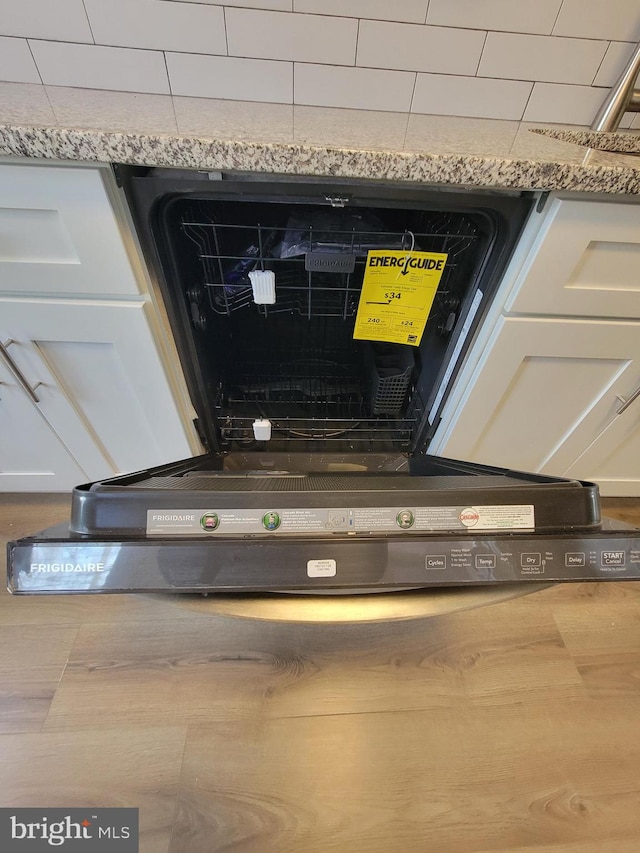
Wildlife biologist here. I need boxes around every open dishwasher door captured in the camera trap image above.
[7,453,640,594]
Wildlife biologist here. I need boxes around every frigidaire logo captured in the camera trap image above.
[30,563,105,573]
[1,808,138,851]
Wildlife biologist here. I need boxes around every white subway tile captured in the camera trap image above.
[404,114,520,156]
[0,36,40,83]
[174,97,293,141]
[357,20,485,76]
[523,82,610,125]
[83,0,226,55]
[294,1,428,24]
[0,0,92,42]
[593,41,636,87]
[412,74,532,120]
[554,0,640,42]
[0,81,55,124]
[428,0,562,35]
[45,86,178,134]
[293,104,409,150]
[479,32,608,85]
[226,8,357,65]
[29,41,170,94]
[166,53,293,103]
[172,0,291,9]
[294,63,415,112]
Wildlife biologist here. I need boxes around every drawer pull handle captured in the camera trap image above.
[616,384,640,416]
[0,339,42,404]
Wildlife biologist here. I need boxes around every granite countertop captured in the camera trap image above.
[1,82,640,194]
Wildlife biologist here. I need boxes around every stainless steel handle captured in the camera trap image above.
[616,384,640,416]
[0,339,42,404]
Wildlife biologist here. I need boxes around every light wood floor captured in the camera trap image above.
[2,494,640,853]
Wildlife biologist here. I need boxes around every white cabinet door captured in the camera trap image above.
[0,297,194,487]
[506,197,640,319]
[0,163,141,296]
[0,357,88,491]
[434,316,640,494]
[562,400,640,496]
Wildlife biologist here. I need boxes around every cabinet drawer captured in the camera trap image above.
[0,163,140,297]
[506,197,640,319]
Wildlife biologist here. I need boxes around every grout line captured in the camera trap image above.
[475,30,489,77]
[354,18,360,67]
[519,81,536,122]
[424,0,430,25]
[80,0,96,44]
[222,5,229,56]
[551,0,566,36]
[590,40,611,86]
[26,39,45,86]
[407,71,418,115]
[163,51,174,100]
[291,61,296,106]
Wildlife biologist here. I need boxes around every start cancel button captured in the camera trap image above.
[601,551,626,567]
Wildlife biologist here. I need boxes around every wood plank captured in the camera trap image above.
[0,624,78,734]
[574,651,640,697]
[0,727,187,853]
[173,699,640,853]
[43,594,582,731]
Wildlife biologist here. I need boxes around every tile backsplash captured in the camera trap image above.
[2,0,640,127]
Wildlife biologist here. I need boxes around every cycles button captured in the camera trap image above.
[425,555,447,570]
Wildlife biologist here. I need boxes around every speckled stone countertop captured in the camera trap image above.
[1,82,640,194]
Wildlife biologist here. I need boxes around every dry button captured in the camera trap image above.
[396,510,415,529]
[263,512,281,531]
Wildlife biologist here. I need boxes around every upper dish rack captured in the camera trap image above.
[181,209,480,320]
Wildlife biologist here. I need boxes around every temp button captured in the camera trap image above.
[475,555,496,569]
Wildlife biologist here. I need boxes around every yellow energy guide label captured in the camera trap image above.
[353,250,448,346]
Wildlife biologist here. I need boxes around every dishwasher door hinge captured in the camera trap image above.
[111,162,124,188]
[536,191,550,214]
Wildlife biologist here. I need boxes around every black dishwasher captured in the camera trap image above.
[7,169,640,594]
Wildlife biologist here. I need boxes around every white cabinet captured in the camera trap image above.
[433,194,640,496]
[0,356,88,491]
[505,198,640,319]
[434,316,640,492]
[0,163,141,296]
[0,297,195,486]
[0,160,199,491]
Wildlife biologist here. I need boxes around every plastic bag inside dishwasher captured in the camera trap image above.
[273,211,409,259]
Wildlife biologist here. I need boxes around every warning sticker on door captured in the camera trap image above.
[353,250,448,346]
